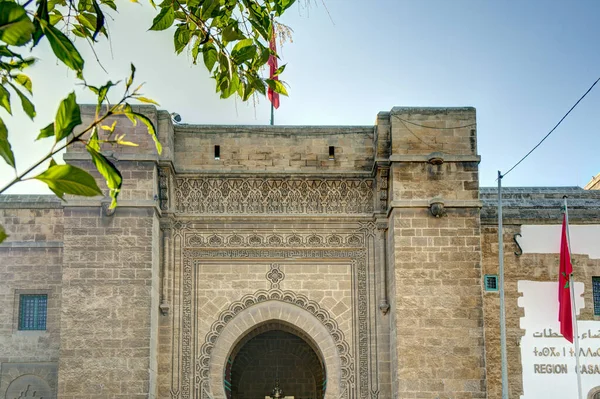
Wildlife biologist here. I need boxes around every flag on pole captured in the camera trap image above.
[558,213,574,343]
[268,26,280,110]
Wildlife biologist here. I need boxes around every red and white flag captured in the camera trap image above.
[268,28,280,109]
[558,214,574,343]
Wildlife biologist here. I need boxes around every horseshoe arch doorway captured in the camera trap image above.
[224,321,326,399]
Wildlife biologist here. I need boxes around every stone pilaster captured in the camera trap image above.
[57,105,172,398]
[386,107,486,398]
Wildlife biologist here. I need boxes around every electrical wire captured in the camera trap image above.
[394,115,477,130]
[501,76,600,179]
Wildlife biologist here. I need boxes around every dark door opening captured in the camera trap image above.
[226,323,326,399]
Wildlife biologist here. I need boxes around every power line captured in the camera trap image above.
[394,116,477,130]
[502,76,600,178]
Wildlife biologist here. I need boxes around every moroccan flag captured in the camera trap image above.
[268,28,280,109]
[558,214,574,343]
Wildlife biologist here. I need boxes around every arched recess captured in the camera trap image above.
[204,297,347,399]
[229,322,326,399]
[588,386,600,399]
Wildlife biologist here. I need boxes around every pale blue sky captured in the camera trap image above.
[1,0,599,193]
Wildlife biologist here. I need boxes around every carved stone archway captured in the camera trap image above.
[201,296,350,399]
[588,386,600,399]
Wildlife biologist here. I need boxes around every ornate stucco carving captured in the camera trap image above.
[174,177,374,215]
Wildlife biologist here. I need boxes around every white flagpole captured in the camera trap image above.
[498,171,509,399]
[564,195,583,399]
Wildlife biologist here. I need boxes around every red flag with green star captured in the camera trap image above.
[558,213,573,343]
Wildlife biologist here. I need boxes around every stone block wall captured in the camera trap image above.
[390,208,485,398]
[481,224,600,399]
[389,107,477,156]
[385,106,486,398]
[55,105,163,398]
[173,125,374,172]
[0,198,63,398]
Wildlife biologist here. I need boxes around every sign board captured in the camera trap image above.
[519,281,600,398]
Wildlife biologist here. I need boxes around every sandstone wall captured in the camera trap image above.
[53,105,163,399]
[173,125,374,173]
[386,107,486,399]
[0,197,63,398]
[480,187,600,399]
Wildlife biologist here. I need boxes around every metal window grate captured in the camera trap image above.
[593,277,600,316]
[484,275,499,292]
[19,294,47,331]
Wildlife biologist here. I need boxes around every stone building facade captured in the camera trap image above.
[1,105,599,399]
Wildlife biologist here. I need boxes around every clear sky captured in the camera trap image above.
[2,0,599,194]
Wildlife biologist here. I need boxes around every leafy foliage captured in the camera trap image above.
[0,0,297,243]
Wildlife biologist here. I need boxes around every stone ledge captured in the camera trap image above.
[62,199,158,208]
[389,154,481,163]
[0,241,63,248]
[390,106,476,115]
[173,169,375,176]
[63,152,159,162]
[174,125,375,136]
[389,199,482,208]
[0,195,62,208]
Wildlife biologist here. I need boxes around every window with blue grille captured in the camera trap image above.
[593,277,600,316]
[484,275,499,292]
[18,294,47,331]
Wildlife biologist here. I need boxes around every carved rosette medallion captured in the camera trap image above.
[266,264,285,289]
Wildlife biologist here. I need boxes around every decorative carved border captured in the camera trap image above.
[176,246,369,399]
[197,289,353,399]
[174,177,374,215]
[183,232,364,248]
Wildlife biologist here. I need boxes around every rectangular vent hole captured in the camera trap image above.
[484,275,498,292]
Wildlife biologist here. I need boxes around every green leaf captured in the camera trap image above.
[13,73,32,94]
[49,10,63,26]
[0,116,15,167]
[36,122,54,140]
[91,0,105,41]
[0,85,11,114]
[8,82,35,119]
[220,72,239,99]
[274,64,286,77]
[126,63,136,89]
[0,45,24,59]
[200,0,219,20]
[131,111,162,154]
[86,145,122,208]
[32,0,49,46]
[0,2,35,46]
[136,96,159,105]
[0,224,8,244]
[265,78,288,96]
[42,22,84,74]
[274,0,296,16]
[249,75,266,95]
[174,24,191,54]
[231,38,256,64]
[149,6,174,31]
[202,43,218,72]
[97,80,117,104]
[222,24,244,44]
[35,163,102,200]
[101,0,117,11]
[54,92,81,142]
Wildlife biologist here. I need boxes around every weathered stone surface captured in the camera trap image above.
[3,104,599,399]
